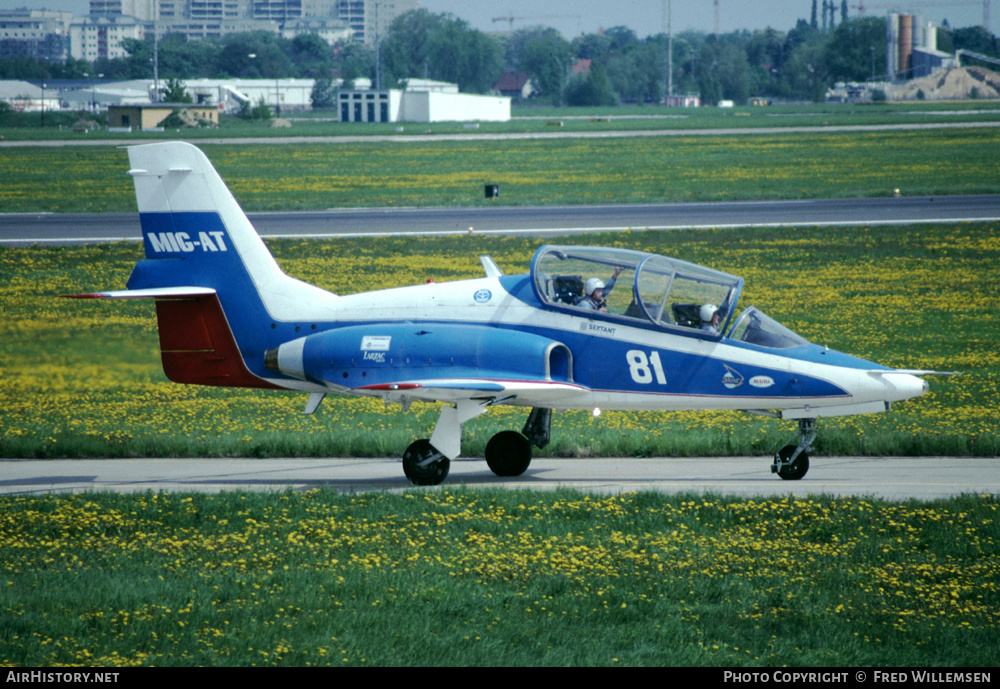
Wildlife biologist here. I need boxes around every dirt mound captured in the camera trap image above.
[895,66,1000,100]
[73,117,99,132]
[159,108,214,128]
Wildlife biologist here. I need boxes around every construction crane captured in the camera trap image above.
[851,0,990,30]
[491,14,582,32]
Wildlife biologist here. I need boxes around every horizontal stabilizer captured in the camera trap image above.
[65,287,217,300]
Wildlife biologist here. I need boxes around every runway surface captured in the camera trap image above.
[1,119,996,149]
[3,195,1000,246]
[2,457,997,501]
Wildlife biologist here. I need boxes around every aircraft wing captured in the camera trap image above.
[353,378,591,407]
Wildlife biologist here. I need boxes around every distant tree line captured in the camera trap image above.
[1,9,997,106]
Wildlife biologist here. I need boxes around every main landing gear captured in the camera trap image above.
[772,418,816,481]
[402,439,450,486]
[402,406,552,486]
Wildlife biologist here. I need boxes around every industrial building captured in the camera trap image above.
[55,78,324,113]
[107,102,219,129]
[886,13,958,80]
[338,80,511,123]
[5,75,509,124]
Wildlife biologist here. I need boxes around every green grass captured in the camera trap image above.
[2,100,1000,142]
[1,489,996,666]
[2,224,998,460]
[1,125,999,213]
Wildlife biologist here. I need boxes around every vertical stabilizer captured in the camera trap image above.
[125,141,335,318]
[121,142,337,387]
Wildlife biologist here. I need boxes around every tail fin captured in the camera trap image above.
[114,142,336,388]
[125,141,334,312]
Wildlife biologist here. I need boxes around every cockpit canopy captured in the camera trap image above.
[531,245,744,337]
[529,245,812,349]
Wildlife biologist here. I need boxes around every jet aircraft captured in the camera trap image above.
[72,142,941,485]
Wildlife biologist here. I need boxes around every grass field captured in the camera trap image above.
[2,100,1000,142]
[2,224,997,461]
[1,489,997,666]
[1,120,999,213]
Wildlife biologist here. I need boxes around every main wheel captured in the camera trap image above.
[775,444,809,481]
[402,439,450,486]
[485,430,532,477]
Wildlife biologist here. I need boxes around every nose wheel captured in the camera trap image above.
[772,418,815,481]
[773,444,810,480]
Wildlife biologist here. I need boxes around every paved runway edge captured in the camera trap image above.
[2,457,997,500]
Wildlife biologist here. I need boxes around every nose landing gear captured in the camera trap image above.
[772,418,816,481]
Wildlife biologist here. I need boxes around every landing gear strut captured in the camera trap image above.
[402,399,487,486]
[521,407,552,449]
[772,418,816,481]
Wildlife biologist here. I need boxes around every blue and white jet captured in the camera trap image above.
[73,142,941,485]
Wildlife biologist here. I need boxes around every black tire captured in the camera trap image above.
[485,430,532,477]
[776,444,809,481]
[402,439,450,486]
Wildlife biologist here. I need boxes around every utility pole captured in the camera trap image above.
[374,1,381,90]
[665,0,673,98]
[152,0,159,102]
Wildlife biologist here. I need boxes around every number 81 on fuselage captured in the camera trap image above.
[627,350,667,385]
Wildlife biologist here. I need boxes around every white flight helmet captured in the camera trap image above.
[700,303,719,322]
[584,278,605,296]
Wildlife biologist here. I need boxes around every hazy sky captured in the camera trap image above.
[7,0,991,37]
[420,0,989,37]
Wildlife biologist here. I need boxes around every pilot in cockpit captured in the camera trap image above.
[577,266,623,312]
[700,303,721,333]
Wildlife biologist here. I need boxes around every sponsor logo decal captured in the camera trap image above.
[474,289,492,303]
[582,322,616,336]
[147,231,227,253]
[361,336,391,351]
[722,364,744,389]
[749,375,775,388]
[361,336,391,363]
